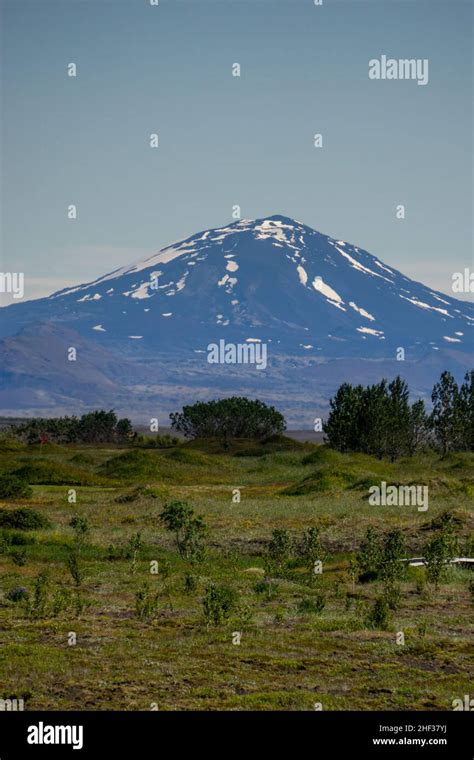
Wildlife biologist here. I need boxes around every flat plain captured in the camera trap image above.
[0,436,472,711]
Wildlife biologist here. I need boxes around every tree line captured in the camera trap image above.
[324,370,473,460]
[12,410,133,445]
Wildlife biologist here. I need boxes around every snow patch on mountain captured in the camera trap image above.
[399,294,452,316]
[131,283,152,300]
[297,265,308,286]
[349,301,375,321]
[333,244,393,283]
[312,276,344,309]
[357,326,385,337]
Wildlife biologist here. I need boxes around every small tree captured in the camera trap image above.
[384,377,411,462]
[67,550,84,587]
[202,583,237,626]
[116,417,134,441]
[159,559,174,610]
[380,529,406,609]
[127,532,143,575]
[323,383,364,452]
[380,529,406,584]
[66,515,90,587]
[356,526,382,582]
[159,500,194,555]
[424,524,458,589]
[28,571,50,619]
[299,527,324,581]
[268,529,293,574]
[459,370,474,451]
[360,380,390,459]
[135,582,160,620]
[408,399,430,455]
[159,501,207,562]
[70,515,90,542]
[430,371,463,455]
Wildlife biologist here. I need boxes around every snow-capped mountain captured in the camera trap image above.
[2,215,472,358]
[0,215,472,421]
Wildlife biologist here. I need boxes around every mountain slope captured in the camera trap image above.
[1,215,472,358]
[0,215,472,421]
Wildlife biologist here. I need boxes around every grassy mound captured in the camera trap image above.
[100,450,164,480]
[301,446,340,465]
[0,437,27,452]
[185,435,312,457]
[14,459,105,486]
[100,447,231,484]
[69,452,97,466]
[283,469,358,495]
[161,448,215,466]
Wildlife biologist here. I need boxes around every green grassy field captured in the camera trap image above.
[0,436,472,711]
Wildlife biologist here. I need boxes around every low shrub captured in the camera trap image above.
[296,594,325,615]
[366,597,391,630]
[6,586,29,603]
[0,508,50,530]
[0,473,32,499]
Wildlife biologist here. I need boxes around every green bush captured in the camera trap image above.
[468,578,474,605]
[0,508,49,530]
[296,594,325,615]
[0,473,32,499]
[10,547,27,565]
[6,586,29,603]
[0,529,35,545]
[183,572,198,594]
[366,597,390,630]
[253,579,278,598]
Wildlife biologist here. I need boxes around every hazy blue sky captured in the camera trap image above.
[1,0,472,303]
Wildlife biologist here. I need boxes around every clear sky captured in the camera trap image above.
[1,0,472,304]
